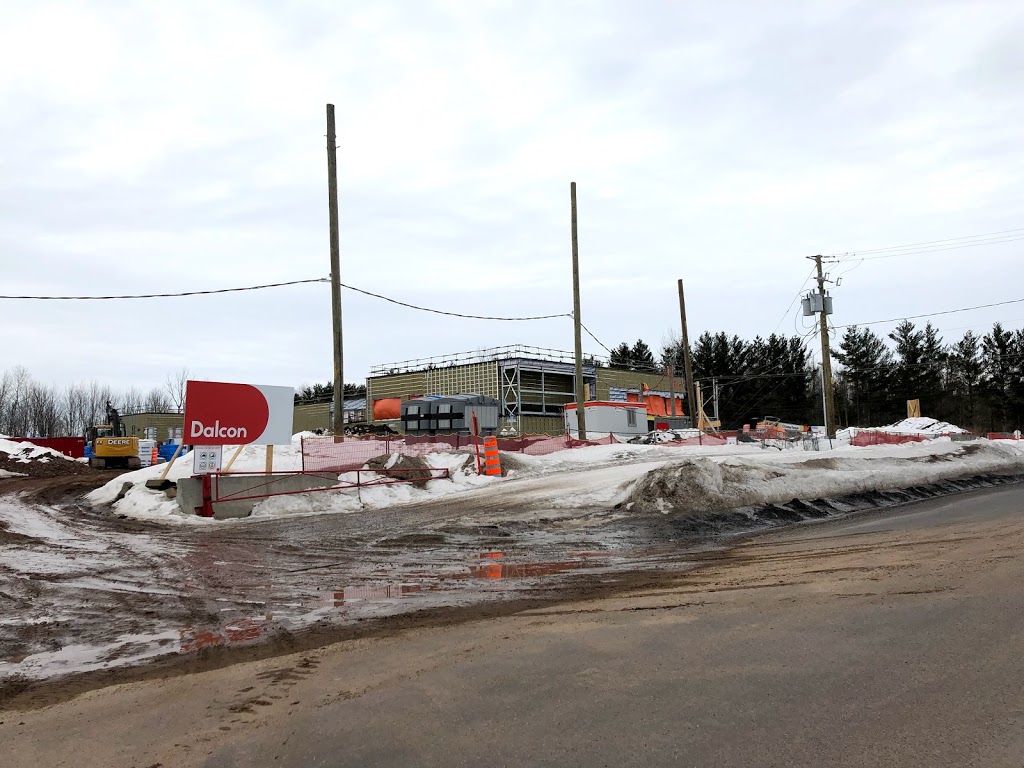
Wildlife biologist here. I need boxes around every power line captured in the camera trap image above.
[853,235,1024,261]
[341,282,570,322]
[772,266,817,336]
[0,277,571,322]
[845,226,1024,256]
[819,227,1024,264]
[835,296,1024,330]
[578,321,612,354]
[0,278,326,300]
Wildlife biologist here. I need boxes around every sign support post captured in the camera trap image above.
[222,445,244,474]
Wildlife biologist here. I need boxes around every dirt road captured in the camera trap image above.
[4,484,1023,767]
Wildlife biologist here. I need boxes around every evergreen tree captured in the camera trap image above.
[629,339,657,372]
[948,331,983,428]
[660,339,688,376]
[981,323,1020,431]
[691,332,752,427]
[919,322,946,415]
[832,326,895,426]
[889,320,925,407]
[609,342,633,370]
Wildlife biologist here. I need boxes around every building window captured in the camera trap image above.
[626,409,637,427]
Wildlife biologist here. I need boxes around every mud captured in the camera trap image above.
[363,453,442,487]
[1,467,1022,714]
[0,452,93,479]
[0,471,123,503]
[0,566,682,712]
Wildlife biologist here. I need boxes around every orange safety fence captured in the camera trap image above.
[302,430,741,473]
[987,432,1021,441]
[301,434,580,473]
[849,431,931,447]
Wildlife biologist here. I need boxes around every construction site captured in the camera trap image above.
[4,1,1024,764]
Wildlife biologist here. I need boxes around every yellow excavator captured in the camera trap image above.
[86,402,141,470]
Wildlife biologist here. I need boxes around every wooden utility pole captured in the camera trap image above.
[668,361,677,417]
[811,254,837,436]
[326,104,344,441]
[676,280,696,424]
[570,182,587,440]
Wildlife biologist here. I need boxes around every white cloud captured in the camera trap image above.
[2,0,1023,392]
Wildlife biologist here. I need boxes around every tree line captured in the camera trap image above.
[608,320,1024,433]
[0,367,370,437]
[0,367,189,438]
[294,382,367,404]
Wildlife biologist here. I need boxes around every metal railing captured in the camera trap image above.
[369,344,608,376]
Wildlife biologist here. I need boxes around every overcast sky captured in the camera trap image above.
[3,0,1023,391]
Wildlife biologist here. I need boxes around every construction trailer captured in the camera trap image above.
[564,401,648,440]
[367,345,688,436]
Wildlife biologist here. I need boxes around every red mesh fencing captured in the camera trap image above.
[300,434,578,472]
[987,432,1021,441]
[301,431,741,473]
[849,431,931,447]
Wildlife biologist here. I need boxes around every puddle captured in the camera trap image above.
[0,524,694,682]
[179,617,274,653]
[466,551,606,580]
[324,583,425,607]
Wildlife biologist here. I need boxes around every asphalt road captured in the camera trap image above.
[5,484,1024,767]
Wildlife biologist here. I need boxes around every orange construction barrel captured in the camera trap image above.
[483,436,502,476]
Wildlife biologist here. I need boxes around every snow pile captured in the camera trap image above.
[86,435,309,521]
[623,441,1023,517]
[0,437,73,463]
[628,429,703,444]
[877,417,968,435]
[85,434,501,522]
[0,437,89,478]
[86,434,1024,525]
[249,452,497,519]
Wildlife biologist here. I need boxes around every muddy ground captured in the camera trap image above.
[4,482,1023,767]
[0,452,95,479]
[1,467,1022,712]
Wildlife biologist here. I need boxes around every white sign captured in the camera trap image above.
[192,445,223,475]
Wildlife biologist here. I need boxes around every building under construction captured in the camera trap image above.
[366,345,689,436]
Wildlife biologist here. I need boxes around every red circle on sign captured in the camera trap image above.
[184,382,270,443]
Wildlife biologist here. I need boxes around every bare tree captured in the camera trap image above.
[2,366,33,436]
[64,383,88,436]
[121,387,145,415]
[85,380,114,429]
[164,367,190,413]
[0,370,12,435]
[144,387,173,413]
[27,382,61,436]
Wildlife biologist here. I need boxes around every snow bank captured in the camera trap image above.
[86,433,1024,526]
[249,452,498,519]
[623,441,1024,516]
[85,435,309,523]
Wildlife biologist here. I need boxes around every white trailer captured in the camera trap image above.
[564,401,648,440]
